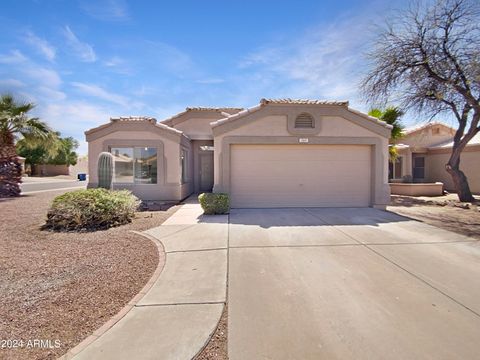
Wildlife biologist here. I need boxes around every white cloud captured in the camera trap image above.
[38,100,112,155]
[238,16,373,107]
[71,82,129,106]
[36,86,67,101]
[196,78,225,84]
[24,31,56,62]
[0,79,26,88]
[22,66,62,88]
[0,50,28,64]
[104,56,123,67]
[80,0,129,21]
[63,26,97,62]
[143,41,195,74]
[103,56,133,75]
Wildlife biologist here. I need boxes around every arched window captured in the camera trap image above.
[294,113,315,128]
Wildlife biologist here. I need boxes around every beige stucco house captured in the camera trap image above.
[392,122,480,193]
[85,99,392,208]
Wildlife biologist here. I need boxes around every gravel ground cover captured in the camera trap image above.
[388,194,480,240]
[195,304,228,360]
[0,189,178,360]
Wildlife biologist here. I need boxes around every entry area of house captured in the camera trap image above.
[192,140,214,193]
[229,144,372,208]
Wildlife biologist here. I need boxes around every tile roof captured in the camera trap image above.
[260,98,349,106]
[429,132,480,148]
[211,98,391,130]
[85,115,185,136]
[404,121,455,135]
[110,116,157,123]
[185,107,243,112]
[161,107,244,125]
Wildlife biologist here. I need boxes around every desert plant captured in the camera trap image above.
[198,193,230,215]
[44,188,139,231]
[16,132,78,174]
[0,94,53,197]
[361,0,480,202]
[368,107,405,161]
[98,152,114,189]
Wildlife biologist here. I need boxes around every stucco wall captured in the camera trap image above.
[34,164,70,176]
[400,125,455,148]
[69,156,88,177]
[213,109,391,207]
[426,149,480,193]
[172,117,216,140]
[88,130,190,200]
[214,114,389,184]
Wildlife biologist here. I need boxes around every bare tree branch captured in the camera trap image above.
[361,0,480,201]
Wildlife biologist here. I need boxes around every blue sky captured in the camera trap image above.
[0,0,422,154]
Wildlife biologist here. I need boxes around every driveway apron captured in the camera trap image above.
[228,208,480,360]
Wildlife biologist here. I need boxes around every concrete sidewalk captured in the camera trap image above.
[72,197,228,360]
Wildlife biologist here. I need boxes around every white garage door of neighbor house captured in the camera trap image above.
[230,144,372,208]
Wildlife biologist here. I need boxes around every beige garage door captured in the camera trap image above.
[230,144,372,208]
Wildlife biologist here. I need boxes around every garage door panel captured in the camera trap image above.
[230,144,371,208]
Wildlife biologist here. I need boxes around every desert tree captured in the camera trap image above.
[0,94,52,197]
[362,0,480,202]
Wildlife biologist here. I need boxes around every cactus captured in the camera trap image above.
[97,152,114,190]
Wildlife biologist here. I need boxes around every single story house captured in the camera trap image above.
[391,122,480,194]
[85,99,392,208]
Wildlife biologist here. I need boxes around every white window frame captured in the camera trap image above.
[180,149,188,184]
[110,146,158,185]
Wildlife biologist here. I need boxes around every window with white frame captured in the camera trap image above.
[110,147,157,184]
[180,149,188,183]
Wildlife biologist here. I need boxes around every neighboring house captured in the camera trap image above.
[85,99,392,208]
[392,122,480,193]
[69,156,88,177]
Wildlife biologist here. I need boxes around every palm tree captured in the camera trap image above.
[368,106,405,160]
[0,94,52,197]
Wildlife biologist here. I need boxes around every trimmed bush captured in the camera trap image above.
[198,193,230,215]
[44,188,140,231]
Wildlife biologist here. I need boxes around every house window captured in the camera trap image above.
[111,147,157,184]
[180,149,188,183]
[294,113,315,128]
[413,156,425,179]
[389,157,403,179]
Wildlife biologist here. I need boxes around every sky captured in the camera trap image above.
[0,0,427,155]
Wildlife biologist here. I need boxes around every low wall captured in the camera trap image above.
[390,182,444,196]
[33,164,70,176]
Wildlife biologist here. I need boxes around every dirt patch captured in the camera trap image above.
[195,304,228,360]
[0,190,178,360]
[388,195,480,240]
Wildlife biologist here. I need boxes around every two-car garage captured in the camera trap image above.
[230,144,372,208]
[211,99,392,209]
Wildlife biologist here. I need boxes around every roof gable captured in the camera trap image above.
[210,98,392,138]
[161,107,243,128]
[85,116,186,143]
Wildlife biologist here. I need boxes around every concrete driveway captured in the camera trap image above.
[228,208,480,360]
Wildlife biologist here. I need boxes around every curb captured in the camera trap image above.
[58,231,167,360]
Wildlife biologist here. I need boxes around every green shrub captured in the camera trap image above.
[44,188,140,231]
[198,193,230,215]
